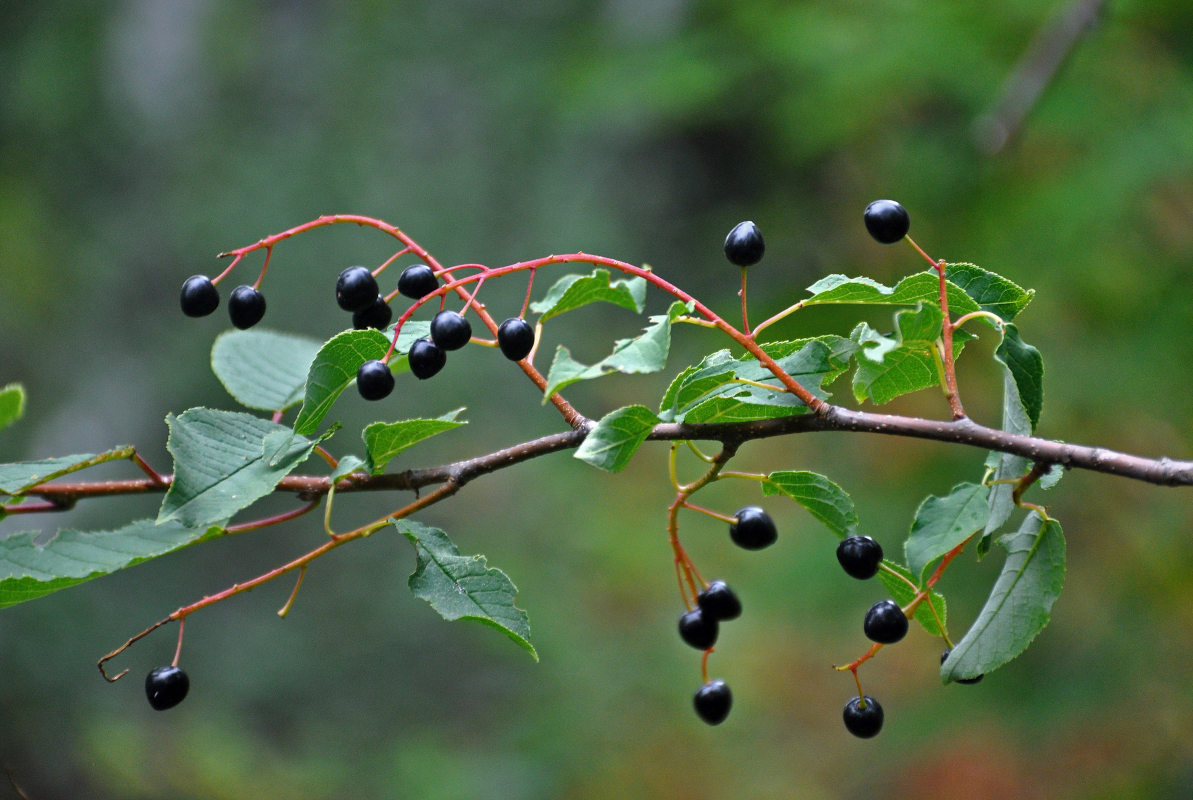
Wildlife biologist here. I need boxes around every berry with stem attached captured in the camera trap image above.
[694,680,732,725]
[863,199,910,244]
[863,599,909,644]
[697,580,742,621]
[678,608,719,650]
[941,649,984,684]
[180,275,219,317]
[408,337,446,380]
[145,665,189,711]
[352,295,393,330]
[837,535,884,580]
[497,317,535,361]
[397,264,439,299]
[335,265,379,312]
[356,360,394,401]
[842,695,884,738]
[430,310,472,351]
[228,285,266,329]
[723,221,765,267]
[729,506,778,550]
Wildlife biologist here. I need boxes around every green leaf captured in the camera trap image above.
[158,408,321,528]
[761,470,858,538]
[0,447,135,496]
[0,383,26,432]
[905,483,990,581]
[850,304,969,405]
[364,408,466,473]
[944,263,1034,322]
[802,272,980,315]
[574,405,659,472]
[877,562,947,636]
[396,519,537,661]
[211,328,324,412]
[542,301,688,400]
[983,366,1034,551]
[994,323,1044,431]
[529,268,647,322]
[330,455,367,482]
[0,519,222,609]
[292,329,393,436]
[942,513,1065,683]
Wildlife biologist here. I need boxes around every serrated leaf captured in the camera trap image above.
[575,405,659,472]
[942,513,1065,683]
[0,447,134,496]
[877,562,947,636]
[850,311,976,405]
[802,272,980,315]
[994,323,1043,431]
[0,519,222,609]
[396,519,537,661]
[542,301,688,400]
[761,470,858,538]
[944,263,1034,322]
[292,329,393,436]
[158,408,320,528]
[905,483,989,581]
[364,409,466,473]
[529,269,647,323]
[983,367,1034,552]
[0,383,25,432]
[211,328,324,412]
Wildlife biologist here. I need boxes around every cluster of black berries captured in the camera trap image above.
[180,275,267,330]
[681,505,779,726]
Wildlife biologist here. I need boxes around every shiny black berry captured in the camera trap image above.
[843,695,883,738]
[697,580,742,622]
[430,310,472,351]
[408,337,446,380]
[497,317,535,361]
[336,266,379,312]
[723,221,765,267]
[694,680,732,725]
[941,649,984,684]
[145,665,189,711]
[352,295,393,330]
[863,199,910,244]
[397,264,439,299]
[729,506,777,550]
[228,285,266,329]
[863,599,909,644]
[180,275,219,317]
[356,359,394,400]
[678,608,719,650]
[836,535,884,580]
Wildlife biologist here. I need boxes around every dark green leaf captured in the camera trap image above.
[529,268,647,322]
[0,383,25,432]
[942,513,1065,683]
[905,483,989,581]
[0,447,135,496]
[944,263,1034,322]
[761,470,858,538]
[575,405,659,472]
[994,323,1044,431]
[364,409,466,473]
[396,519,537,661]
[211,328,324,412]
[983,367,1034,552]
[877,562,948,636]
[292,329,392,436]
[802,272,980,315]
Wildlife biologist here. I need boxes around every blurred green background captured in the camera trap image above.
[3,1,1193,797]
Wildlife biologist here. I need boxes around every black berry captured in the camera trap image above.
[228,285,266,329]
[723,221,765,267]
[180,275,219,317]
[356,359,395,400]
[863,199,910,244]
[842,695,884,738]
[352,295,393,330]
[397,264,439,299]
[941,649,984,684]
[836,535,884,580]
[430,310,472,351]
[335,266,379,312]
[729,506,777,550]
[145,665,189,711]
[694,680,732,725]
[863,599,909,644]
[497,317,535,361]
[697,580,742,621]
[408,337,446,380]
[678,607,719,650]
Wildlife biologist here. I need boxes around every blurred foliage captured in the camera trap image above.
[2,1,1193,797]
